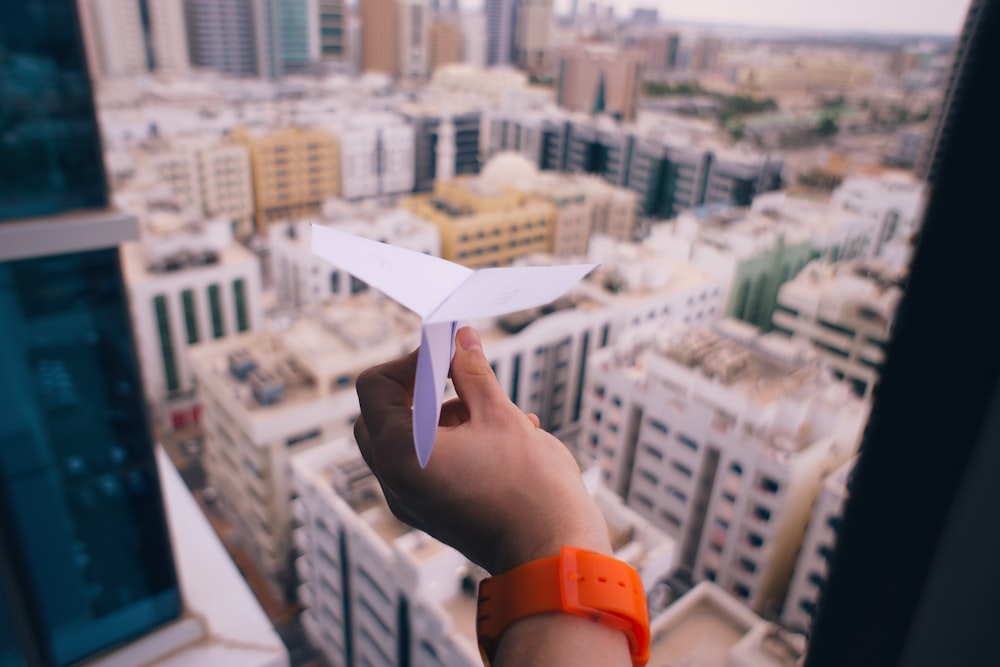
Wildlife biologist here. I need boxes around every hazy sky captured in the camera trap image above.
[460,0,971,37]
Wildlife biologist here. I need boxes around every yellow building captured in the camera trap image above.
[404,176,556,268]
[232,126,340,233]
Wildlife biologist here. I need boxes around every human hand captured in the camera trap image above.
[354,326,612,574]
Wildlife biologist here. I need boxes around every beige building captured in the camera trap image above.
[361,0,399,75]
[469,153,639,256]
[135,139,255,237]
[79,0,147,77]
[734,56,876,92]
[188,296,420,584]
[233,126,340,234]
[555,45,644,121]
[398,0,430,80]
[429,21,464,73]
[147,0,190,73]
[404,174,556,268]
[514,0,553,73]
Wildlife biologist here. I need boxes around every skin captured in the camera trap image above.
[354,325,631,666]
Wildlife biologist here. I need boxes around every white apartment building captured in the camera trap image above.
[782,457,854,634]
[137,139,255,237]
[829,174,925,258]
[773,260,904,398]
[331,113,416,199]
[269,202,441,310]
[647,581,804,667]
[189,296,420,581]
[147,0,190,73]
[399,0,431,81]
[581,320,867,616]
[120,210,263,432]
[458,12,487,68]
[476,248,721,437]
[291,439,677,667]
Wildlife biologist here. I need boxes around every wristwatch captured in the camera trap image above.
[476,546,650,667]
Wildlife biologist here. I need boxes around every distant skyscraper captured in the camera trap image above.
[256,0,315,78]
[361,0,399,75]
[147,0,190,73]
[514,0,551,72]
[398,0,430,80]
[556,45,644,121]
[79,0,148,76]
[460,9,487,67]
[187,0,259,77]
[632,7,659,26]
[485,0,517,66]
[317,0,347,61]
[429,20,464,72]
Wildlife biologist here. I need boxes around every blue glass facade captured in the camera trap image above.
[0,0,108,220]
[0,249,182,666]
[0,2,182,665]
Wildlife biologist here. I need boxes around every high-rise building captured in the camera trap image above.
[361,0,400,75]
[398,0,430,80]
[581,321,867,615]
[147,0,190,73]
[485,0,517,66]
[773,260,904,398]
[256,0,317,78]
[514,0,552,72]
[232,125,340,233]
[429,20,463,72]
[318,0,348,61]
[0,4,282,665]
[189,296,421,584]
[555,45,644,121]
[79,0,148,77]
[459,9,487,67]
[269,204,440,310]
[782,458,855,633]
[639,31,680,75]
[187,0,259,77]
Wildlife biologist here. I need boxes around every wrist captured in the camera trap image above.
[494,507,612,574]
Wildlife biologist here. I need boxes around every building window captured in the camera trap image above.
[181,289,199,344]
[643,443,664,461]
[705,569,717,582]
[747,532,764,548]
[733,583,751,599]
[638,469,659,486]
[233,279,249,332]
[671,461,693,478]
[666,486,687,503]
[730,462,743,475]
[287,429,321,448]
[154,295,179,392]
[330,271,340,293]
[676,433,698,451]
[208,284,225,338]
[753,506,772,522]
[632,493,654,510]
[649,419,669,435]
[739,558,757,574]
[808,571,826,589]
[659,511,682,528]
[760,477,780,494]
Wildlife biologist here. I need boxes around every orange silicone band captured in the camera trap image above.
[477,546,650,667]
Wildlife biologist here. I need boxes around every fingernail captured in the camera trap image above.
[458,326,482,352]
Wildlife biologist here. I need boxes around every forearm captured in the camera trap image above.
[493,612,631,667]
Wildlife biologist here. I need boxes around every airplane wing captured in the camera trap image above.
[427,264,599,323]
[311,224,473,319]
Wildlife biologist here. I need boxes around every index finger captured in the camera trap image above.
[355,348,419,441]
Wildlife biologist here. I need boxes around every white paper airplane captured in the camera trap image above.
[310,224,598,467]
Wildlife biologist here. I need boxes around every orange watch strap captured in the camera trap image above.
[477,547,650,667]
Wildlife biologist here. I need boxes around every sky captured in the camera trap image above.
[460,0,971,37]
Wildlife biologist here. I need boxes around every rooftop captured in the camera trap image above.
[779,259,906,325]
[188,295,419,419]
[648,582,763,667]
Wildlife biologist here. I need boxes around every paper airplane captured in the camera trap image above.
[310,224,598,467]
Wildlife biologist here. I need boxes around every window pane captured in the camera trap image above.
[153,295,178,393]
[181,290,199,345]
[0,248,181,666]
[0,1,107,220]
[233,279,248,332]
[208,284,225,338]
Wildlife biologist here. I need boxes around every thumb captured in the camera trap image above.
[451,326,509,415]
